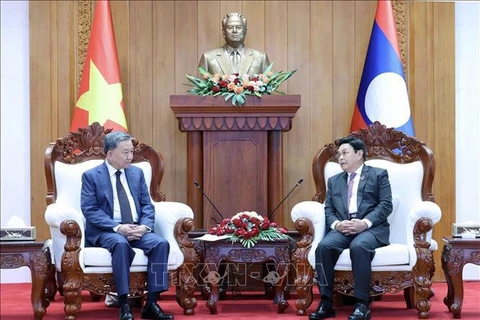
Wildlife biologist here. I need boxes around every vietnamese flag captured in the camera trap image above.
[350,0,414,136]
[70,0,128,132]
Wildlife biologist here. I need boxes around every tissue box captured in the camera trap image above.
[452,222,480,238]
[0,227,36,241]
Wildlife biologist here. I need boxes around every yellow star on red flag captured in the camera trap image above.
[76,60,126,128]
[70,0,128,133]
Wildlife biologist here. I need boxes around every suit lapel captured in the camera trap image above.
[341,172,349,214]
[240,48,255,75]
[124,167,139,212]
[98,163,114,211]
[215,47,231,75]
[356,166,370,210]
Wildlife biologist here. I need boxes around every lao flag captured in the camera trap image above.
[350,0,414,136]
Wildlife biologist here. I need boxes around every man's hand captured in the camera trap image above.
[129,225,149,240]
[117,224,148,241]
[336,219,368,236]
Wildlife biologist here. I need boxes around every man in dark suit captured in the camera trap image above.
[81,132,173,320]
[198,12,270,76]
[309,137,392,320]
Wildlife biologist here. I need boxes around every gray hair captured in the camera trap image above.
[104,132,132,154]
[222,12,247,31]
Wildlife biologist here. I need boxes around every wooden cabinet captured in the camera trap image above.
[171,95,300,229]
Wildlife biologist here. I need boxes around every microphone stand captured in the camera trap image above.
[194,181,225,224]
[267,179,304,221]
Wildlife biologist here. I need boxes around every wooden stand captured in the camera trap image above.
[171,95,300,229]
[442,236,480,319]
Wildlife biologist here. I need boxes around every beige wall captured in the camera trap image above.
[30,0,454,280]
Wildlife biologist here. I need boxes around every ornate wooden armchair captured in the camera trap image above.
[44,122,199,319]
[291,122,441,319]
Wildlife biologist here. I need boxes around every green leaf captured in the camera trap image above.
[198,66,210,76]
[223,92,235,101]
[263,63,274,74]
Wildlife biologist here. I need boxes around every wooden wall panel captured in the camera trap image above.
[152,1,176,198]
[431,3,456,277]
[30,1,54,241]
[309,1,333,198]
[332,1,356,139]
[243,1,266,53]
[285,1,311,223]
[129,1,153,143]
[30,1,455,281]
[265,1,288,91]
[174,1,197,200]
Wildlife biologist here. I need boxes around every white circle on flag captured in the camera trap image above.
[364,72,411,128]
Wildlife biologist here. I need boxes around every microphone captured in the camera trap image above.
[267,179,304,221]
[194,181,225,224]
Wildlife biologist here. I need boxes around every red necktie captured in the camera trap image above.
[347,172,357,211]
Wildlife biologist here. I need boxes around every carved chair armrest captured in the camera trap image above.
[407,201,442,249]
[45,204,86,270]
[291,201,326,247]
[59,220,84,273]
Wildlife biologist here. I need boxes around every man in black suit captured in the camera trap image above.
[309,137,392,320]
[81,132,173,320]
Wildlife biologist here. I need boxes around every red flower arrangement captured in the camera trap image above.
[208,211,290,248]
[185,63,296,106]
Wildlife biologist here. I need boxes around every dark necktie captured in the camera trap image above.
[347,172,357,212]
[231,50,240,73]
[115,170,133,224]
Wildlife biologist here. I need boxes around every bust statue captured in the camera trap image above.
[198,12,270,77]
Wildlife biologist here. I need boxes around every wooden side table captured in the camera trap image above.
[203,238,291,314]
[0,241,54,320]
[441,236,480,319]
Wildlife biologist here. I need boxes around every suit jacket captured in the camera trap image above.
[81,162,155,246]
[198,45,270,76]
[324,165,393,245]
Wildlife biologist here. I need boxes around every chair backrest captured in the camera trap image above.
[312,122,435,244]
[45,122,166,211]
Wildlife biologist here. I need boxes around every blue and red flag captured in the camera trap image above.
[350,0,414,136]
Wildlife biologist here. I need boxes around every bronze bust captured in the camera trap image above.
[198,12,270,77]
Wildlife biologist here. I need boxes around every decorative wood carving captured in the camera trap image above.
[0,242,52,319]
[45,122,166,205]
[202,240,291,314]
[441,237,480,318]
[313,122,435,203]
[76,0,93,88]
[293,122,438,318]
[393,0,408,79]
[0,254,25,267]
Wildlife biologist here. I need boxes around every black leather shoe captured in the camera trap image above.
[309,300,335,319]
[119,304,134,320]
[141,303,174,320]
[348,303,371,320]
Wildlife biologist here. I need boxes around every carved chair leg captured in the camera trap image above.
[62,278,83,320]
[294,265,314,316]
[57,271,64,296]
[404,286,414,309]
[45,264,57,301]
[176,265,198,315]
